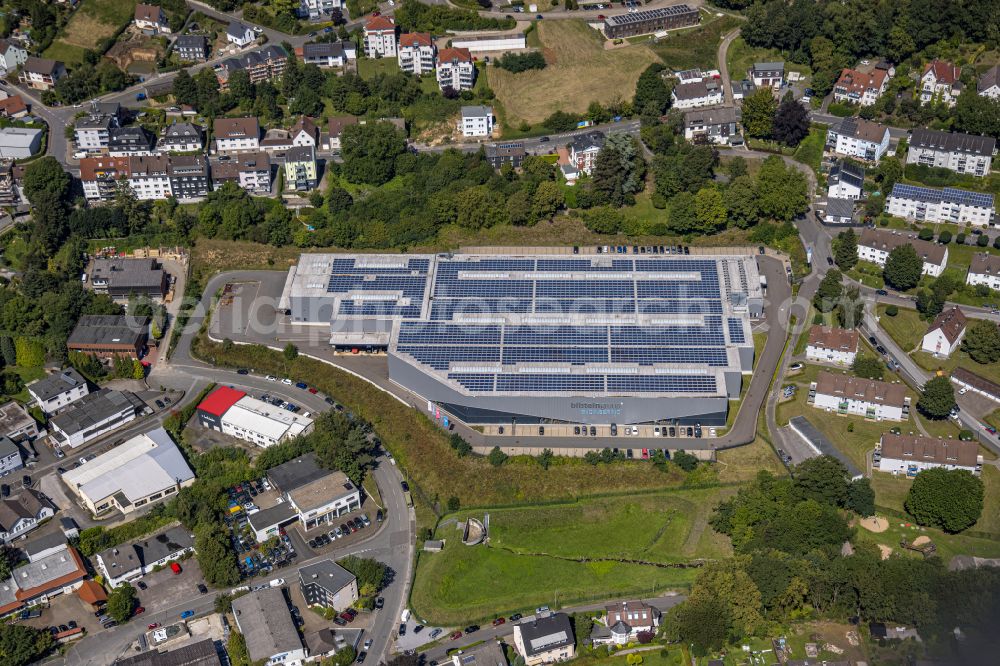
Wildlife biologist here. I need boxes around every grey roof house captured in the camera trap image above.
[513,613,576,666]
[231,588,306,664]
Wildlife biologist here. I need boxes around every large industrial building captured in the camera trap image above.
[280,251,763,427]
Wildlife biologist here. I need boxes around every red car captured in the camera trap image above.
[450,630,463,640]
[308,387,318,394]
[170,562,182,574]
[147,622,159,630]
[135,607,145,615]
[492,617,505,626]
[597,14,605,19]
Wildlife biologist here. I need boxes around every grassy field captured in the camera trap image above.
[45,0,139,64]
[876,305,923,352]
[411,488,729,623]
[847,260,886,289]
[649,13,742,71]
[489,20,660,127]
[726,37,812,86]
[792,126,827,176]
[357,57,399,80]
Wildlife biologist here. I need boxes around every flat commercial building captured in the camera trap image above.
[603,5,700,39]
[858,228,948,277]
[0,400,38,442]
[67,314,149,360]
[286,470,361,530]
[197,386,313,448]
[886,183,994,228]
[49,389,144,449]
[809,371,909,421]
[89,257,169,299]
[61,427,194,515]
[27,368,89,415]
[282,251,762,427]
[231,588,306,666]
[877,433,980,476]
[0,543,87,615]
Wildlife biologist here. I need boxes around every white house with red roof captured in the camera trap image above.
[921,60,962,106]
[364,16,397,58]
[197,386,313,448]
[921,307,967,358]
[833,67,889,106]
[398,33,436,76]
[134,4,171,34]
[436,47,475,91]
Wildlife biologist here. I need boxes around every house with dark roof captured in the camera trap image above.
[159,122,204,152]
[921,307,967,357]
[168,154,211,199]
[67,314,150,359]
[906,128,995,177]
[592,601,659,645]
[89,257,169,299]
[299,559,358,611]
[134,4,171,34]
[215,46,288,89]
[448,640,508,666]
[49,388,144,448]
[749,61,784,89]
[290,117,320,147]
[0,489,53,543]
[979,64,1000,100]
[683,106,741,145]
[227,22,256,48]
[877,433,980,476]
[231,588,305,665]
[0,39,27,76]
[174,35,209,62]
[96,525,195,587]
[810,371,910,421]
[284,145,317,190]
[827,160,865,199]
[213,117,260,153]
[967,252,1000,291]
[512,613,575,666]
[27,368,89,415]
[300,41,356,68]
[212,151,271,192]
[114,638,222,666]
[822,198,856,225]
[18,57,66,90]
[858,228,949,277]
[568,131,605,175]
[485,142,526,170]
[325,116,359,151]
[670,79,723,109]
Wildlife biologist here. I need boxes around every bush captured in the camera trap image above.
[827,102,856,117]
[917,227,934,241]
[938,230,952,244]
[956,232,966,245]
[885,304,898,316]
[977,234,989,247]
[494,51,546,73]
[994,236,1000,250]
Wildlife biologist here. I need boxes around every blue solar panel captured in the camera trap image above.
[611,348,728,366]
[607,375,717,392]
[496,374,605,392]
[727,318,746,344]
[502,347,609,365]
[448,373,495,392]
[397,323,501,345]
[398,346,499,369]
[504,326,608,346]
[639,300,723,314]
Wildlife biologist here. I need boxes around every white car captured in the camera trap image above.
[959,387,969,395]
[266,375,277,382]
[281,378,293,385]
[269,578,285,587]
[364,638,373,649]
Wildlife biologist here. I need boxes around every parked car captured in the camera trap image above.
[180,610,194,619]
[135,606,145,615]
[464,625,479,634]
[375,597,384,609]
[197,583,208,594]
[509,613,523,621]
[170,562,182,574]
[237,368,249,375]
[450,630,463,640]
[147,622,160,630]
[429,628,442,639]
[137,581,147,591]
[399,623,407,636]
[492,617,506,626]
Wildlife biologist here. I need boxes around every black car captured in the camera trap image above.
[137,581,148,591]
[237,368,249,375]
[399,623,407,636]
[464,625,480,634]
[67,621,77,629]
[334,616,348,626]
[59,625,69,633]
[198,583,208,594]
[876,289,888,296]
[376,510,383,523]
[356,652,367,663]
[826,256,834,266]
[510,613,523,621]
[57,466,66,474]
[414,624,424,634]
[21,475,30,487]
[325,397,335,405]
[375,596,384,609]
[400,480,409,492]
[868,336,878,346]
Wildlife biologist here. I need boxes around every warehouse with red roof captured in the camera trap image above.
[196,386,246,431]
[196,385,314,448]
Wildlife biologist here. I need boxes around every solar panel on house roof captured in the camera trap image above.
[889,183,994,208]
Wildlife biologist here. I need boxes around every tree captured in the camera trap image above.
[755,156,808,221]
[874,156,903,193]
[107,583,137,623]
[0,544,18,581]
[633,63,671,115]
[338,555,388,595]
[283,343,298,361]
[673,449,699,472]
[195,523,241,587]
[446,495,460,511]
[963,319,1000,364]
[833,228,858,270]
[0,624,54,666]
[772,93,810,146]
[22,156,71,205]
[813,269,843,313]
[836,285,864,329]
[846,478,876,517]
[724,176,759,228]
[487,446,508,467]
[918,375,955,419]
[340,122,407,185]
[14,338,44,367]
[172,68,198,106]
[326,646,357,666]
[538,448,554,470]
[905,468,984,533]
[794,455,849,507]
[851,354,883,380]
[938,230,952,244]
[742,89,778,138]
[694,187,727,232]
[883,244,922,291]
[669,596,730,656]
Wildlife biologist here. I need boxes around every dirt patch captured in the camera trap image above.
[911,535,931,546]
[878,544,893,560]
[859,515,889,533]
[61,14,121,50]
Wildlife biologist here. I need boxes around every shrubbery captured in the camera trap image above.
[494,51,547,73]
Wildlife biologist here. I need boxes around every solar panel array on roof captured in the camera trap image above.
[606,5,696,26]
[889,183,994,208]
[325,257,430,319]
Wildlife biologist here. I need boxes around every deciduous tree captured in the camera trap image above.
[962,320,1000,364]
[906,468,984,533]
[742,89,778,138]
[773,93,810,146]
[918,375,955,420]
[883,244,922,291]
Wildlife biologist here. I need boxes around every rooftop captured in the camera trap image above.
[888,182,994,209]
[0,543,86,613]
[813,371,907,409]
[953,366,1000,399]
[909,128,996,158]
[0,400,34,433]
[970,252,1000,276]
[672,79,720,101]
[452,640,508,666]
[113,638,222,666]
[788,416,862,478]
[267,453,329,492]
[97,525,194,575]
[828,160,865,189]
[49,388,143,437]
[247,501,296,533]
[90,258,166,290]
[516,612,574,658]
[231,588,302,662]
[858,227,949,266]
[0,489,54,534]
[807,325,859,353]
[287,471,355,513]
[830,117,889,144]
[67,314,149,349]
[27,368,87,402]
[926,307,967,344]
[299,559,356,594]
[213,117,259,140]
[223,395,313,440]
[461,105,493,119]
[683,106,740,128]
[197,386,247,417]
[880,433,979,468]
[604,5,698,27]
[825,198,856,219]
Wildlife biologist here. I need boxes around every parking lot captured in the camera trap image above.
[223,477,301,580]
[22,591,98,638]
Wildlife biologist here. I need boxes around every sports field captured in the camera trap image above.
[489,20,660,126]
[411,488,731,624]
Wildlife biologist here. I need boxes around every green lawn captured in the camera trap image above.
[357,57,399,80]
[42,41,89,67]
[876,305,923,352]
[411,488,731,624]
[792,126,826,176]
[5,366,45,404]
[650,14,742,71]
[847,260,886,289]
[725,37,812,87]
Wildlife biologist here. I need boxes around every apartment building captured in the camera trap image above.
[886,183,994,228]
[965,253,1000,291]
[906,128,995,177]
[858,227,949,277]
[398,33,436,76]
[364,16,397,58]
[826,117,891,161]
[168,154,211,199]
[127,155,172,200]
[436,48,475,91]
[810,371,909,421]
[213,117,260,153]
[459,105,493,137]
[832,67,889,106]
[805,325,859,366]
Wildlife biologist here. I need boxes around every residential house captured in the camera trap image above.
[283,145,318,191]
[80,156,130,201]
[0,437,22,476]
[877,433,980,475]
[300,41,356,68]
[810,370,910,421]
[0,128,42,159]
[26,368,89,416]
[602,6,701,39]
[290,116,320,147]
[226,22,256,48]
[325,116,359,152]
[670,79,723,109]
[159,122,204,152]
[108,126,158,157]
[18,57,66,90]
[749,62,784,89]
[134,4,170,34]
[978,64,1000,100]
[906,128,995,177]
[231,588,306,666]
[67,314,151,359]
[683,106,740,144]
[436,47,475,91]
[921,307,967,357]
[592,601,660,646]
[174,35,209,62]
[485,142,526,170]
[74,113,117,152]
[88,258,167,301]
[823,198,856,225]
[459,105,493,137]
[569,131,605,176]
[886,183,994,228]
[300,0,345,21]
[512,613,576,666]
[168,154,211,199]
[805,325,859,366]
[966,252,1000,291]
[95,525,195,587]
[858,228,949,276]
[23,534,66,563]
[0,542,87,616]
[298,559,358,611]
[827,160,865,199]
[921,59,962,106]
[48,388,144,449]
[732,79,755,101]
[216,45,288,89]
[832,68,889,106]
[127,155,172,200]
[304,629,361,664]
[212,151,271,193]
[213,117,260,153]
[826,117,891,162]
[0,401,38,442]
[0,39,27,75]
[0,95,27,119]
[449,641,508,666]
[61,427,195,515]
[364,16,397,58]
[398,32,436,76]
[0,489,55,543]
